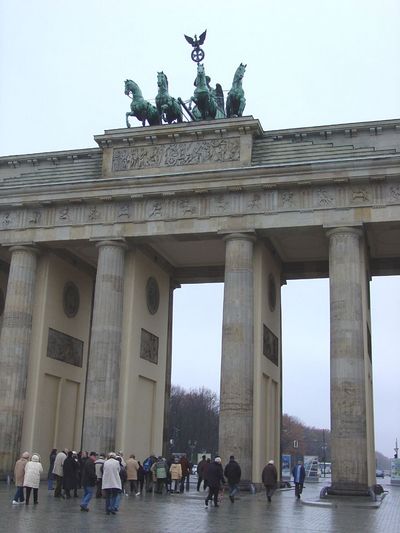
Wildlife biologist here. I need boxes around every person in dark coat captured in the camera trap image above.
[203,458,211,490]
[47,449,57,490]
[63,451,79,498]
[196,455,207,491]
[179,455,190,493]
[292,460,306,499]
[205,457,225,508]
[224,455,241,503]
[262,460,278,502]
[80,452,97,511]
[137,461,145,493]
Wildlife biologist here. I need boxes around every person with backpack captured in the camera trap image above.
[143,454,156,493]
[152,456,168,494]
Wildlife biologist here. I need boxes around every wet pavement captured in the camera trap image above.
[2,476,399,533]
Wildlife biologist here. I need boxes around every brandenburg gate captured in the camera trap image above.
[0,116,399,495]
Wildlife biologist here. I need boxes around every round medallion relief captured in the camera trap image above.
[146,277,160,315]
[63,281,80,318]
[268,273,276,312]
[0,287,5,316]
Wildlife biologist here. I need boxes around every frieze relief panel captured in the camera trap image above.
[2,180,400,234]
[112,138,241,171]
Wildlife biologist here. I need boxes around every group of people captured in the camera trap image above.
[12,449,307,513]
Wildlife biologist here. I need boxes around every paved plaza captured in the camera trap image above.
[2,476,400,533]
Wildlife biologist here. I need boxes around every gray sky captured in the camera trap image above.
[1,0,399,458]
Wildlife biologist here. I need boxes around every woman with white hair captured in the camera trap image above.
[23,454,43,505]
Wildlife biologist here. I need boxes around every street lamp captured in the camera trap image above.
[188,440,197,464]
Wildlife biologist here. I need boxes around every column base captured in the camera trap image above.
[322,485,374,498]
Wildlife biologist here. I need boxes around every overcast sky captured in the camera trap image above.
[1,0,399,458]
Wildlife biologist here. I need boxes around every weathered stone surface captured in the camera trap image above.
[82,240,126,453]
[219,233,255,480]
[0,245,38,474]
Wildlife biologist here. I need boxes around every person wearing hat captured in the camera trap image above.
[169,456,182,493]
[23,454,43,505]
[12,451,30,504]
[261,460,278,502]
[80,452,98,512]
[204,456,225,508]
[102,453,122,515]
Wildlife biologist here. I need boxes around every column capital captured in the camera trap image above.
[6,243,39,255]
[219,231,257,243]
[93,239,128,251]
[325,226,363,239]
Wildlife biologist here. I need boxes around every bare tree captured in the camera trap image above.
[167,385,219,460]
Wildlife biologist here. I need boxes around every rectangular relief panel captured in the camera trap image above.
[140,328,159,365]
[47,327,84,367]
[263,324,279,366]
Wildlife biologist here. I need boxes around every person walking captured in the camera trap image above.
[53,448,67,498]
[143,454,156,493]
[169,457,182,493]
[137,461,145,494]
[292,459,306,499]
[196,455,207,491]
[23,454,43,505]
[224,455,241,503]
[95,454,105,498]
[80,451,97,512]
[102,453,122,515]
[179,454,190,493]
[203,457,211,491]
[63,451,79,499]
[205,457,225,508]
[262,460,278,502]
[47,449,57,490]
[12,451,30,504]
[126,454,140,495]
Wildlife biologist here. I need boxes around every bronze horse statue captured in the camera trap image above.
[226,63,246,118]
[191,63,219,121]
[155,72,183,124]
[124,79,160,127]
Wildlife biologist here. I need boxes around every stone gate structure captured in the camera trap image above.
[0,116,399,494]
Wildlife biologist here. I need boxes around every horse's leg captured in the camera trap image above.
[238,97,246,117]
[126,112,131,128]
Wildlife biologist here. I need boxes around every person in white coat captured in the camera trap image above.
[23,454,43,505]
[101,453,121,515]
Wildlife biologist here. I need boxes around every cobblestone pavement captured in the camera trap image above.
[2,477,399,533]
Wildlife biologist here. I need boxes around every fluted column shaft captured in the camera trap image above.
[0,245,38,476]
[219,233,255,480]
[83,241,126,453]
[327,227,368,493]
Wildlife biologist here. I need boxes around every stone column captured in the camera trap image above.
[327,227,369,494]
[219,233,255,481]
[0,245,38,477]
[82,240,126,453]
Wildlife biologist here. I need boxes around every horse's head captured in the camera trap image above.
[157,71,168,89]
[124,79,142,98]
[194,63,207,88]
[234,63,247,82]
